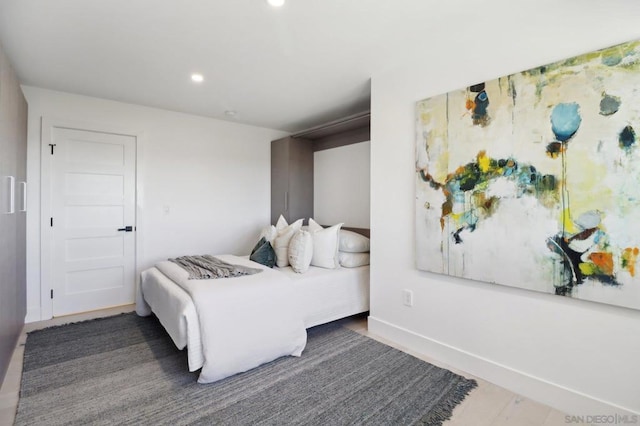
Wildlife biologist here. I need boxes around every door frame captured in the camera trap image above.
[40,117,145,320]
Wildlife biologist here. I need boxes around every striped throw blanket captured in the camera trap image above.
[169,255,262,280]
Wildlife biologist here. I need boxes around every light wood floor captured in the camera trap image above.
[1,306,570,426]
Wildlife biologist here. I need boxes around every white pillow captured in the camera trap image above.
[288,230,313,273]
[275,214,289,232]
[308,218,324,232]
[339,230,370,253]
[259,225,277,245]
[273,216,303,267]
[339,251,370,268]
[308,218,343,269]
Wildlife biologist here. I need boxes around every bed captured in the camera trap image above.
[136,253,369,383]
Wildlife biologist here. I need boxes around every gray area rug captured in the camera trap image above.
[16,313,476,425]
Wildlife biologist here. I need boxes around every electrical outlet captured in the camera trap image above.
[402,289,413,307]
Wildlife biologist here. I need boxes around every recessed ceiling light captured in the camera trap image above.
[266,0,285,7]
[191,73,204,83]
[225,110,237,117]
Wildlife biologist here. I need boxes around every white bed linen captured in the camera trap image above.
[137,267,204,371]
[277,264,370,328]
[137,259,369,379]
[145,255,307,383]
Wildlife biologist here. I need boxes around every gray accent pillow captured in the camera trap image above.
[250,237,276,268]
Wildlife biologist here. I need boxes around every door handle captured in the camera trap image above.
[117,226,133,232]
[20,181,27,212]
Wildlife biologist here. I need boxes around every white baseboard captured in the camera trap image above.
[368,316,638,416]
[25,306,41,323]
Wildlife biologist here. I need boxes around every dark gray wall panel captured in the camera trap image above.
[0,42,28,387]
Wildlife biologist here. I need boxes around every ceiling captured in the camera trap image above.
[0,0,639,132]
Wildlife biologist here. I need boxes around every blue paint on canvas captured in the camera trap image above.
[551,103,582,142]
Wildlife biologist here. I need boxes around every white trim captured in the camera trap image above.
[135,131,146,303]
[367,315,639,416]
[39,117,144,320]
[40,117,53,320]
[25,306,41,323]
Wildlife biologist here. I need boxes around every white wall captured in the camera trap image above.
[23,86,287,322]
[369,19,640,418]
[314,141,370,228]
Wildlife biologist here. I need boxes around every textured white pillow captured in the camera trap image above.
[308,218,343,269]
[274,228,295,268]
[339,251,370,268]
[339,230,370,253]
[275,214,290,232]
[273,217,303,267]
[288,230,313,273]
[259,225,277,245]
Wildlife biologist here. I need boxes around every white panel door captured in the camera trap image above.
[50,127,136,316]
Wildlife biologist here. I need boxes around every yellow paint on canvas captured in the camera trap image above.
[417,96,450,184]
[477,151,491,173]
[579,262,597,276]
[622,247,640,277]
[561,208,579,235]
[565,150,614,213]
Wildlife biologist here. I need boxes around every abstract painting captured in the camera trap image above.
[415,40,640,310]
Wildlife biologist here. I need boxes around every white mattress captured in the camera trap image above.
[136,262,369,372]
[277,264,370,328]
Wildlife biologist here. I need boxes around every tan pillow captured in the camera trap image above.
[288,230,313,273]
[273,216,303,267]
